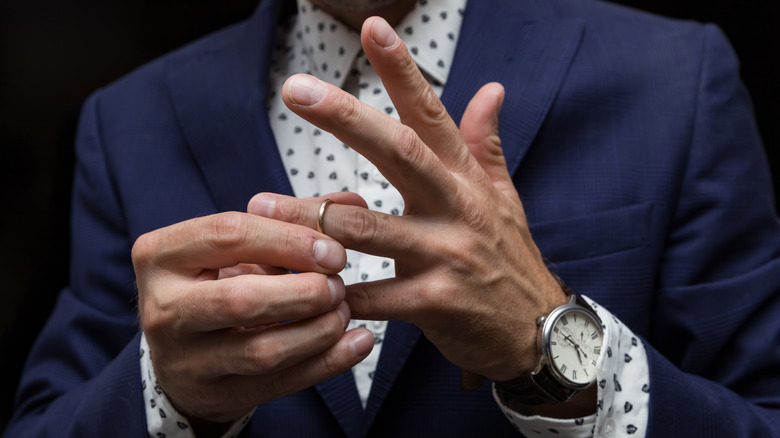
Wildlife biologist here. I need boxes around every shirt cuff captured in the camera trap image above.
[493,295,650,437]
[140,333,254,438]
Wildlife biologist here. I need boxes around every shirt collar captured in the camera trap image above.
[295,0,467,87]
[296,0,362,87]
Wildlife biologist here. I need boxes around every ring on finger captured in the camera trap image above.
[317,199,335,235]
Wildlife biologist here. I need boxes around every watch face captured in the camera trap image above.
[548,308,603,386]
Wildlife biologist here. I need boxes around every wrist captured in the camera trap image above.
[501,273,570,381]
[496,283,604,411]
[499,273,573,381]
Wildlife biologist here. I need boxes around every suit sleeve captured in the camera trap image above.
[2,93,148,437]
[644,25,780,436]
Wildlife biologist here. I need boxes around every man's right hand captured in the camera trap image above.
[131,193,374,428]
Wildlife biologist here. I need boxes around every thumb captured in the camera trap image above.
[459,83,514,194]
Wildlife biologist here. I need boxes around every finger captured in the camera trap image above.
[155,328,374,423]
[345,277,427,323]
[360,16,472,171]
[167,273,346,333]
[248,193,431,260]
[460,83,516,195]
[221,327,374,410]
[247,192,368,227]
[132,211,347,277]
[202,302,354,376]
[345,276,506,332]
[264,326,374,392]
[345,278,404,322]
[282,74,458,209]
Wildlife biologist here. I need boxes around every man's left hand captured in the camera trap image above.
[248,17,567,383]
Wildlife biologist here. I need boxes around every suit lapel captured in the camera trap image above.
[166,0,294,213]
[313,372,365,438]
[442,0,584,176]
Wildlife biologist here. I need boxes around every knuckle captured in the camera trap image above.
[341,209,380,247]
[392,125,425,170]
[138,304,161,333]
[335,93,363,129]
[131,231,160,267]
[298,275,333,311]
[317,312,344,342]
[138,294,175,337]
[317,328,349,374]
[135,275,176,335]
[208,212,250,251]
[250,338,284,373]
[281,227,307,254]
[282,276,329,318]
[418,87,449,125]
[214,281,252,322]
[319,348,342,376]
[397,48,418,76]
[275,198,307,227]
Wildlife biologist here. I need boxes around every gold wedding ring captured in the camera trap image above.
[317,199,335,235]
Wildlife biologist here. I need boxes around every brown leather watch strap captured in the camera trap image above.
[494,365,577,405]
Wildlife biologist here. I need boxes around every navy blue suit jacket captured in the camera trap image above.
[6,0,780,436]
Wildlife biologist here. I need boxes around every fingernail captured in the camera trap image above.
[371,18,398,48]
[350,329,375,358]
[328,275,345,305]
[336,301,350,328]
[287,75,324,106]
[313,239,345,270]
[248,194,276,217]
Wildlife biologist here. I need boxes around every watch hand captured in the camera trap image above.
[564,334,589,360]
[564,334,582,350]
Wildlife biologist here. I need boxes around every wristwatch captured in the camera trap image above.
[496,291,603,405]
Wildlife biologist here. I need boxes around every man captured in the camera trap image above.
[5,0,780,436]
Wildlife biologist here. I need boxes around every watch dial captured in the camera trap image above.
[549,309,603,385]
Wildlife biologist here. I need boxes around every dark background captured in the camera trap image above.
[1,0,777,430]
